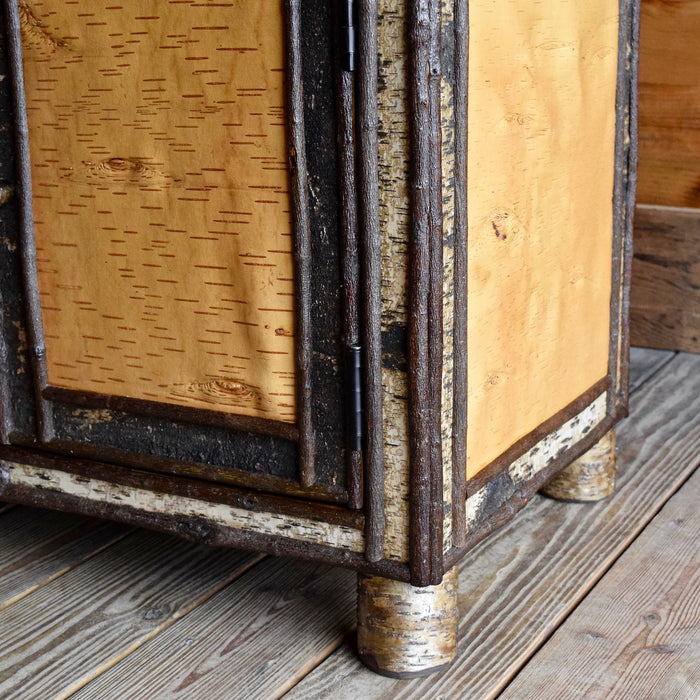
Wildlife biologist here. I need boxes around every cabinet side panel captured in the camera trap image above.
[466,0,619,479]
[21,0,297,423]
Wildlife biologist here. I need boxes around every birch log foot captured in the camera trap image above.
[541,430,617,502]
[356,566,459,678]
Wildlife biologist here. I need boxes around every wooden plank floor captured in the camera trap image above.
[0,347,698,699]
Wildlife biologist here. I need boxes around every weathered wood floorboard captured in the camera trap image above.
[71,557,356,700]
[0,530,262,699]
[500,466,700,699]
[628,346,675,392]
[284,351,700,699]
[0,506,130,610]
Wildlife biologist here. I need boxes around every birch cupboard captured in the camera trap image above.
[0,0,638,677]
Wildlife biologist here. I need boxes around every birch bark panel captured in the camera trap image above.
[20,0,297,423]
[637,0,700,208]
[466,0,619,478]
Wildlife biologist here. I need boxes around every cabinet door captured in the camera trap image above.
[0,0,358,504]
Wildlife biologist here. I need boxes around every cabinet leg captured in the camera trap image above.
[541,429,617,502]
[356,565,459,678]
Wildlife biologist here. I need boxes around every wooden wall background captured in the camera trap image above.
[631,0,700,353]
[636,0,700,210]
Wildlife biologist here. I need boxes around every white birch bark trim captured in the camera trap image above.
[465,392,609,530]
[441,0,456,555]
[382,369,410,562]
[378,0,411,562]
[508,392,609,487]
[1,463,365,552]
[378,0,410,330]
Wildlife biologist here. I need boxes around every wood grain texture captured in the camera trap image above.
[636,0,700,208]
[20,0,297,422]
[628,346,675,392]
[502,467,700,700]
[0,529,262,699]
[0,505,130,610]
[466,0,619,478]
[71,557,356,700]
[285,351,700,699]
[630,204,700,352]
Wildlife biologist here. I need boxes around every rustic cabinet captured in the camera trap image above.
[0,0,638,677]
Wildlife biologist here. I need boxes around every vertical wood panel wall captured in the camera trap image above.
[630,0,700,353]
[636,0,700,209]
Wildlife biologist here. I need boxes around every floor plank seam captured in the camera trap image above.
[276,630,357,700]
[274,351,699,698]
[0,514,137,613]
[484,351,692,696]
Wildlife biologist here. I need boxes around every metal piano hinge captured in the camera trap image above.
[347,343,362,452]
[341,0,356,72]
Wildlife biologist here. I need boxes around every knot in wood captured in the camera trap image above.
[106,158,141,173]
